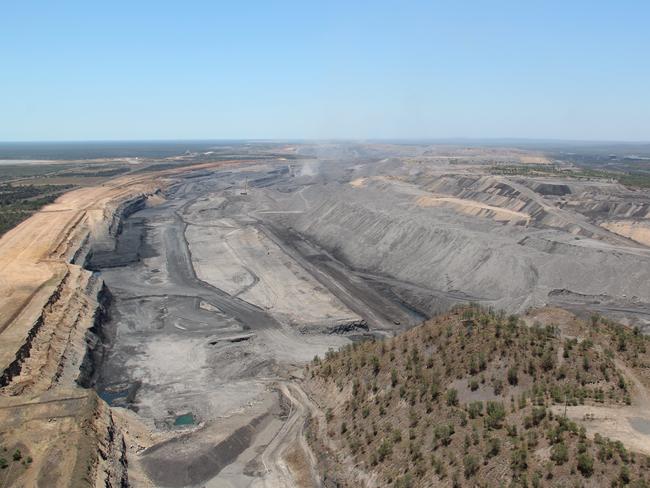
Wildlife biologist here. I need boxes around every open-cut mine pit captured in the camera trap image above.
[1,142,650,487]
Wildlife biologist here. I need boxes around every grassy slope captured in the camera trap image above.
[305,305,650,487]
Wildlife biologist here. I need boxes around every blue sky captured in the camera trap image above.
[1,1,649,141]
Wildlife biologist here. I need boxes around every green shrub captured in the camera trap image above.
[550,442,568,465]
[372,355,380,375]
[511,447,528,472]
[530,407,546,427]
[619,465,631,485]
[485,401,506,429]
[434,424,454,447]
[485,437,500,458]
[507,367,518,386]
[468,401,483,419]
[395,473,413,488]
[576,452,594,477]
[430,381,440,401]
[377,439,393,462]
[432,455,446,477]
[446,389,459,406]
[392,429,402,443]
[493,379,504,396]
[463,454,479,478]
[541,351,555,371]
[469,356,479,375]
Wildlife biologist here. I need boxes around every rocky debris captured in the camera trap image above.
[326,320,369,335]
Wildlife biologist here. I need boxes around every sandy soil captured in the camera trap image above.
[416,194,531,223]
[601,219,650,247]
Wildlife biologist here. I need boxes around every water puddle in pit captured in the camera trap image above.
[98,382,140,407]
[174,413,195,426]
[100,388,129,405]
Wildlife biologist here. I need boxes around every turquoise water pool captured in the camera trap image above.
[174,413,195,426]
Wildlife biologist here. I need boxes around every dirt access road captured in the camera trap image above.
[252,383,320,488]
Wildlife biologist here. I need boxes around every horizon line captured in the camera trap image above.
[1,137,650,145]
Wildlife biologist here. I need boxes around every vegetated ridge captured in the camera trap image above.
[0,184,73,236]
[305,305,650,487]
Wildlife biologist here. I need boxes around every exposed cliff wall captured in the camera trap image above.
[77,281,113,388]
[0,187,162,487]
[0,190,160,396]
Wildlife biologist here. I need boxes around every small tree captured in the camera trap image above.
[434,424,454,447]
[507,367,518,386]
[371,355,380,375]
[485,401,506,429]
[446,389,459,406]
[377,439,393,462]
[577,452,594,477]
[550,442,568,465]
[511,447,528,472]
[468,401,483,419]
[431,381,440,401]
[541,351,555,372]
[619,466,631,485]
[464,454,479,478]
[485,437,501,458]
